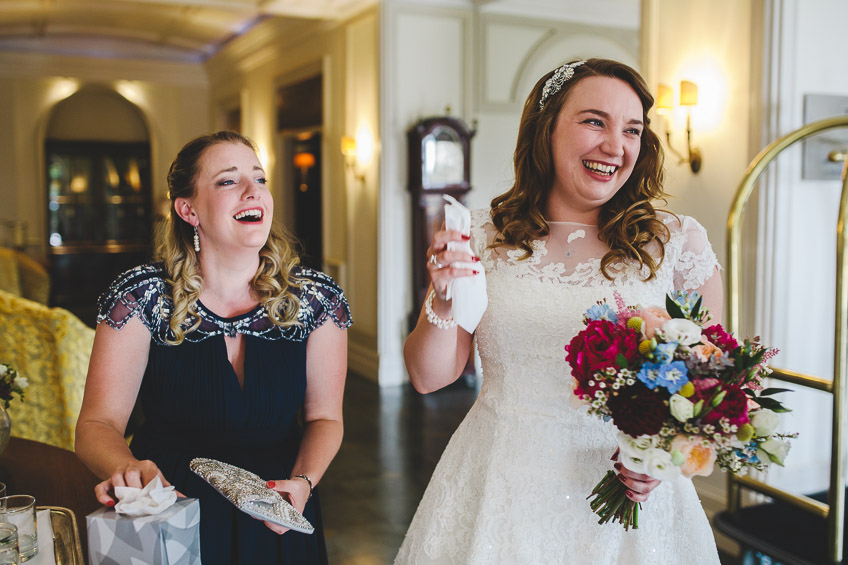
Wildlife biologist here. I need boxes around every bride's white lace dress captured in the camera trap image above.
[395,209,723,565]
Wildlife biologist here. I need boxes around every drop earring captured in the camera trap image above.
[193,226,200,253]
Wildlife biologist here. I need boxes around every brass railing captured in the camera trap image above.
[727,115,848,563]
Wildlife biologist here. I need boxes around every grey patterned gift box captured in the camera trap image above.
[86,498,201,565]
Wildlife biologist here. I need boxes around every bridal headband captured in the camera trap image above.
[539,60,587,110]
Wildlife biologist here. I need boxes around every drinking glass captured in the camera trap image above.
[0,497,35,562]
[0,522,20,564]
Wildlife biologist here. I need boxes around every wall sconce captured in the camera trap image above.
[657,80,702,174]
[293,151,316,192]
[340,135,367,183]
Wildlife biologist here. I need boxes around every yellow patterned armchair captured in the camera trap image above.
[0,247,50,305]
[0,289,94,450]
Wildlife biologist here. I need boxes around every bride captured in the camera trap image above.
[396,58,723,564]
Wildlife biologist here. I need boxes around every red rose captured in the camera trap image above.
[703,324,739,353]
[566,320,640,397]
[695,383,750,426]
[608,384,669,437]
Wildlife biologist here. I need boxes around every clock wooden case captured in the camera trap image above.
[407,115,476,330]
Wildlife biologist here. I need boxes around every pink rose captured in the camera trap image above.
[638,306,672,339]
[670,435,717,478]
[691,340,723,363]
[565,320,640,397]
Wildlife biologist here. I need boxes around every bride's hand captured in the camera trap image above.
[426,228,480,300]
[614,461,661,502]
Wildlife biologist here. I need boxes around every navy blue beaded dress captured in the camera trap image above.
[97,263,352,565]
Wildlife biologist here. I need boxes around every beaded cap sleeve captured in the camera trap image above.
[97,263,352,345]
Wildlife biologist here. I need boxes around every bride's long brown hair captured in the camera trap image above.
[490,58,670,280]
[155,131,302,344]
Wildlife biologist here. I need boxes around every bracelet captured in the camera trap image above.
[291,474,313,499]
[425,289,458,330]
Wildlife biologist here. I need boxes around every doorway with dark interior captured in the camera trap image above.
[277,73,323,271]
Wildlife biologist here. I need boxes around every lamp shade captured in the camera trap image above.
[680,80,698,106]
[656,83,673,111]
[340,136,357,157]
[293,152,316,169]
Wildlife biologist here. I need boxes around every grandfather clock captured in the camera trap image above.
[407,115,476,331]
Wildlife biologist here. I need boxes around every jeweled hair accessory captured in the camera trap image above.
[190,457,315,534]
[539,60,587,110]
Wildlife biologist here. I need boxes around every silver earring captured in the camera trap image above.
[193,226,200,253]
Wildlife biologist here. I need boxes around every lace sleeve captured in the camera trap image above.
[470,208,494,259]
[672,216,721,290]
[96,263,166,333]
[297,268,353,335]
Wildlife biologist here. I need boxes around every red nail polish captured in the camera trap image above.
[473,270,480,275]
[267,481,275,488]
[105,499,115,507]
[472,256,481,262]
[461,234,471,240]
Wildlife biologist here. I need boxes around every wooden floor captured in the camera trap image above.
[320,374,740,564]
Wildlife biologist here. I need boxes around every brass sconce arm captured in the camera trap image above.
[657,80,703,174]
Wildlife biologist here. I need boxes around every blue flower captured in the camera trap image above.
[670,290,701,316]
[637,360,689,394]
[654,342,678,364]
[585,303,618,323]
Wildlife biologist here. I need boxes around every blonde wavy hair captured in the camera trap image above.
[155,131,303,344]
[490,58,670,280]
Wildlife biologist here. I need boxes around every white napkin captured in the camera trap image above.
[113,476,178,516]
[443,195,488,332]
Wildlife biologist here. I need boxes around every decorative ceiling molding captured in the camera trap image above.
[0,0,376,62]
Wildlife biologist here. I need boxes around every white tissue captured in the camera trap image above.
[113,476,178,516]
[442,195,488,333]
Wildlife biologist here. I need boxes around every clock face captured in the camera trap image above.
[421,125,464,189]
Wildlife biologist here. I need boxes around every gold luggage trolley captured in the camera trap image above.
[716,115,848,564]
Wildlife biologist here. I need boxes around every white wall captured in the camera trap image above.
[379,0,475,385]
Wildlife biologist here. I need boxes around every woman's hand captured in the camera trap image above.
[426,228,480,301]
[614,460,661,503]
[93,459,176,506]
[262,478,311,535]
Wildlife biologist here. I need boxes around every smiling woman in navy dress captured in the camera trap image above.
[75,131,351,564]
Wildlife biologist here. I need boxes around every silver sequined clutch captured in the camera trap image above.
[189,457,315,534]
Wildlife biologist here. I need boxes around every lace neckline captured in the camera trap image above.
[546,220,596,227]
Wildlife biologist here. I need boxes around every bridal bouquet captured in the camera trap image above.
[565,291,794,530]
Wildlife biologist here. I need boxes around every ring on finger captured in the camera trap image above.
[429,254,444,269]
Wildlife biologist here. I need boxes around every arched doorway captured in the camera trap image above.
[44,87,153,325]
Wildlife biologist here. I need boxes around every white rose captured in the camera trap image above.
[0,365,7,377]
[660,319,702,346]
[643,448,680,481]
[669,394,694,422]
[617,432,657,458]
[760,439,791,466]
[619,450,648,475]
[750,409,779,437]
[13,376,28,390]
